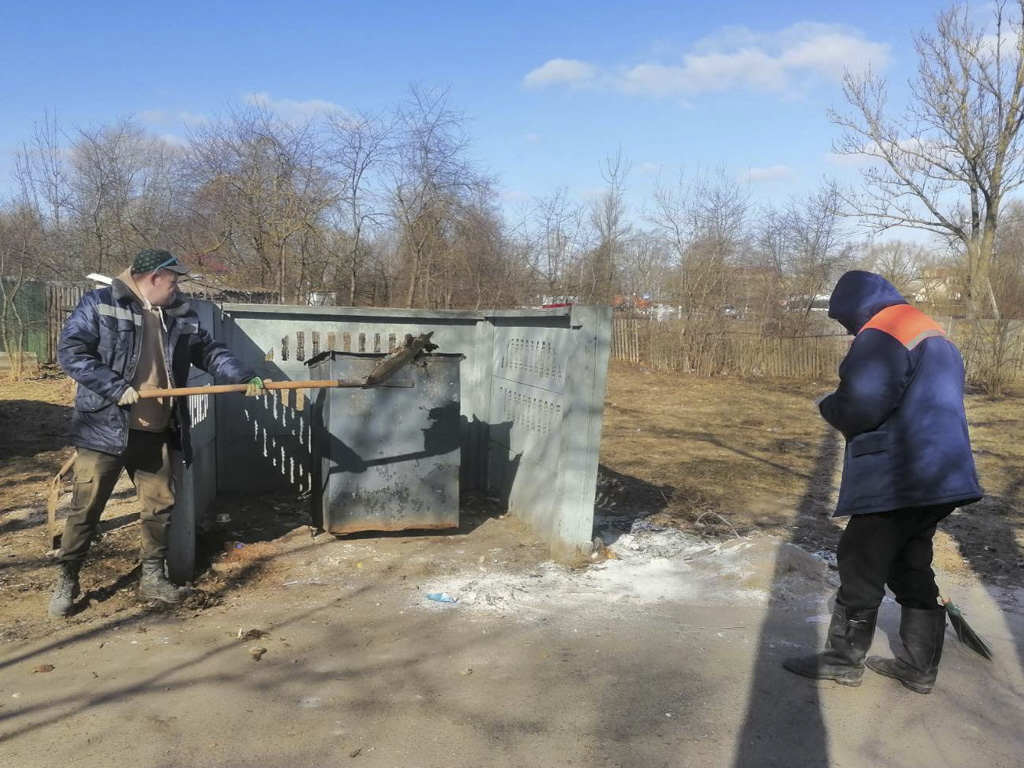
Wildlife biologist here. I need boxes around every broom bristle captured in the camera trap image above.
[944,600,994,660]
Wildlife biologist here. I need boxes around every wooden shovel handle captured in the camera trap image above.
[140,331,434,398]
[137,380,366,398]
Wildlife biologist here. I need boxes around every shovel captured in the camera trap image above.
[136,332,436,398]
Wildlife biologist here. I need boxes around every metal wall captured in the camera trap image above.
[486,306,612,557]
[176,303,611,558]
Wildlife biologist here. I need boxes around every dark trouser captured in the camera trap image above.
[836,503,957,612]
[59,430,176,564]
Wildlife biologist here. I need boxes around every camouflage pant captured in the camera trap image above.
[59,430,176,563]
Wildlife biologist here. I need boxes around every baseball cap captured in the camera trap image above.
[131,249,190,275]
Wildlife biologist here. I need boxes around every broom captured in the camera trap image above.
[941,595,994,660]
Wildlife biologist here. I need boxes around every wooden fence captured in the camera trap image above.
[612,316,1024,383]
[0,281,87,367]
[10,284,1024,385]
[47,284,87,363]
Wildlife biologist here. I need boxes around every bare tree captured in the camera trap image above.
[648,167,749,317]
[745,183,856,337]
[389,85,488,308]
[11,113,77,279]
[529,186,589,301]
[15,112,72,245]
[619,232,671,302]
[68,118,170,273]
[745,211,791,332]
[324,109,393,305]
[857,240,928,296]
[587,147,632,303]
[441,189,502,308]
[185,105,333,301]
[0,204,43,377]
[787,186,855,302]
[973,198,1024,393]
[994,199,1024,313]
[832,1,1024,319]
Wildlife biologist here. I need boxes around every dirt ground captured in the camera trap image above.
[600,361,1024,588]
[1,365,1023,767]
[0,368,550,644]
[2,363,1023,643]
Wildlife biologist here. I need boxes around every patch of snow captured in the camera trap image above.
[420,528,837,621]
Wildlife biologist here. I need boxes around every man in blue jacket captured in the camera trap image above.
[50,249,263,617]
[783,271,982,694]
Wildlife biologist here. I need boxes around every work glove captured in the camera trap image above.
[244,377,266,397]
[118,386,140,406]
[117,387,141,405]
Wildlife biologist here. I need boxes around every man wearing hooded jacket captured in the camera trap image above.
[49,249,264,617]
[783,271,983,694]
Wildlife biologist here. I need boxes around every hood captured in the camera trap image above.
[112,267,189,317]
[828,270,908,335]
[115,268,148,306]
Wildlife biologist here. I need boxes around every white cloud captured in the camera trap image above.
[139,110,170,124]
[744,164,796,182]
[524,132,542,143]
[638,161,661,176]
[139,110,208,127]
[156,133,188,148]
[244,91,347,121]
[178,111,208,126]
[826,136,946,171]
[621,50,791,96]
[502,190,532,202]
[524,59,599,89]
[525,23,890,99]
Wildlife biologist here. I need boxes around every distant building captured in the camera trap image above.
[611,295,654,312]
[910,266,964,305]
[785,294,831,313]
[179,254,279,304]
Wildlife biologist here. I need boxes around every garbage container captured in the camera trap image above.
[309,351,464,534]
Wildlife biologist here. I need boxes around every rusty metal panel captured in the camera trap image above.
[310,352,463,534]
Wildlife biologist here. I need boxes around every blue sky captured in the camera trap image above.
[0,0,953,218]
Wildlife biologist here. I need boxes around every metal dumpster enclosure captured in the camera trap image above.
[309,352,463,535]
[168,303,611,571]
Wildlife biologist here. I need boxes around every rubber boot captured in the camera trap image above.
[782,604,878,686]
[138,558,184,604]
[866,606,945,694]
[48,561,82,618]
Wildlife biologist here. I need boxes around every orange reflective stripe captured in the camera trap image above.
[859,304,946,350]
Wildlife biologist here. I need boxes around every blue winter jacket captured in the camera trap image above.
[819,271,983,516]
[57,277,254,464]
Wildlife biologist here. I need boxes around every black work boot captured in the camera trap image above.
[48,561,82,618]
[782,604,878,686]
[138,558,184,604]
[866,606,945,694]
